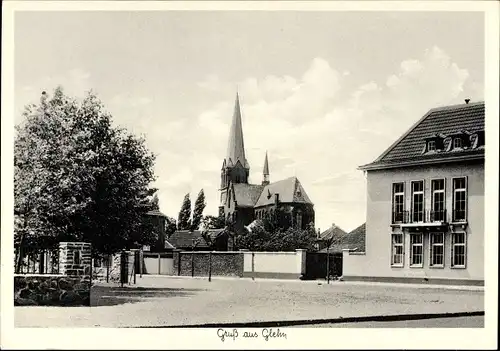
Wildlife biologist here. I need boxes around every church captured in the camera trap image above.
[219,93,315,233]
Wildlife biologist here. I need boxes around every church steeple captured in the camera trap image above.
[220,93,250,193]
[225,92,249,169]
[262,151,270,186]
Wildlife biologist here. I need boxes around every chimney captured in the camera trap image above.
[465,99,470,104]
[274,193,279,205]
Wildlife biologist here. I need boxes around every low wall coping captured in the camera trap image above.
[178,251,242,254]
[14,274,65,277]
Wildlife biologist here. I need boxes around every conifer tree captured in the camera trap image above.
[177,193,191,230]
[191,189,206,231]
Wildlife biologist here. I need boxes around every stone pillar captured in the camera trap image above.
[59,242,91,276]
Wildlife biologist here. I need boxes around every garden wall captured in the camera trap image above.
[173,251,243,277]
[14,241,92,306]
[14,274,91,306]
[172,249,307,279]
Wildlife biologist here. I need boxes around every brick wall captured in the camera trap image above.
[59,242,91,276]
[173,251,244,277]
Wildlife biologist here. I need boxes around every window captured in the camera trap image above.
[427,140,436,151]
[431,179,446,222]
[392,183,405,223]
[430,233,444,267]
[411,181,424,222]
[410,234,423,267]
[391,233,404,267]
[452,177,467,222]
[228,191,231,208]
[452,232,466,268]
[453,137,463,149]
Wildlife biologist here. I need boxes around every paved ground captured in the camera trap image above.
[301,316,484,328]
[15,275,484,328]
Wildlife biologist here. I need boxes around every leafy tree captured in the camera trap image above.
[165,216,177,238]
[202,214,226,230]
[14,87,157,269]
[150,194,160,211]
[177,193,191,230]
[234,220,317,252]
[191,189,206,231]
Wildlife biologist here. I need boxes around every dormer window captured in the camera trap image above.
[471,130,485,148]
[427,140,436,152]
[448,130,472,151]
[423,133,445,153]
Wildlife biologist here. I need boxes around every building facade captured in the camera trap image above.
[343,101,484,285]
[219,93,315,233]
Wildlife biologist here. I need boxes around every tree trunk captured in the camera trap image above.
[15,233,26,274]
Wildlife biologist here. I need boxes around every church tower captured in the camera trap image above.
[262,151,270,186]
[219,93,250,214]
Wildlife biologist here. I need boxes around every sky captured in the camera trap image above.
[14,11,484,232]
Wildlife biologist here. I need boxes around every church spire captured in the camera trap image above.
[225,92,249,168]
[262,151,270,186]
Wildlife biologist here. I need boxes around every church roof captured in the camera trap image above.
[225,93,249,169]
[254,176,313,207]
[232,183,264,207]
[263,151,269,175]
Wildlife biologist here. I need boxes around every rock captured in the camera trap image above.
[60,290,82,305]
[58,278,73,291]
[15,297,38,306]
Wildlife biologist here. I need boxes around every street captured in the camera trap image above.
[15,275,484,328]
[301,316,484,328]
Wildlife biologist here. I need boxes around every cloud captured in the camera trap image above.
[173,46,476,232]
[17,48,476,232]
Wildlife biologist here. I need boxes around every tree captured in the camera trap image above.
[234,221,317,252]
[165,216,177,238]
[202,214,226,230]
[14,87,157,269]
[150,194,160,211]
[177,193,191,230]
[191,189,206,231]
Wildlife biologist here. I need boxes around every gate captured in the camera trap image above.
[304,252,343,280]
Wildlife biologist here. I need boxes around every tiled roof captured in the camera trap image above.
[232,184,264,207]
[164,240,175,250]
[255,177,313,207]
[361,102,485,169]
[168,229,224,249]
[146,209,168,217]
[320,223,366,253]
[317,225,347,242]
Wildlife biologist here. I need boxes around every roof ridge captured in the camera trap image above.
[364,101,485,166]
[427,100,484,112]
